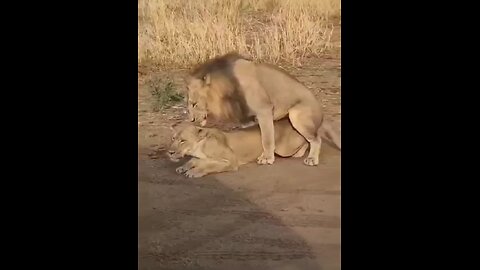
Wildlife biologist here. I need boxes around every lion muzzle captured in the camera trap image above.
[190,116,207,126]
[166,150,181,162]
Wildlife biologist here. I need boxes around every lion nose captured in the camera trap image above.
[168,150,175,155]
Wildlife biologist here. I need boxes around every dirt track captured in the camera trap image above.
[138,46,341,269]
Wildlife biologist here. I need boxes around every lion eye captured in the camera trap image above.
[180,140,185,144]
[192,102,197,108]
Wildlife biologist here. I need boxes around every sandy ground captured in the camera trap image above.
[138,30,341,269]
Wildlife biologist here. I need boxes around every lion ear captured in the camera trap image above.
[197,127,207,138]
[203,74,211,85]
[170,122,181,133]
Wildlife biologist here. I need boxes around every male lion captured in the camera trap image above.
[166,118,341,178]
[186,52,331,166]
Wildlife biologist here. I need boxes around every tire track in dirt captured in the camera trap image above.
[151,251,316,262]
[154,209,340,228]
[230,234,310,249]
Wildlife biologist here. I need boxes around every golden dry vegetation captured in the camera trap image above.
[138,0,340,67]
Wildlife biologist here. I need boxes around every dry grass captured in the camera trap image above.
[138,0,340,68]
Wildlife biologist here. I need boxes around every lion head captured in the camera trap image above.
[186,73,248,127]
[186,78,209,126]
[185,53,251,127]
[166,124,208,162]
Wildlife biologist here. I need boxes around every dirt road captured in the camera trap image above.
[138,49,341,269]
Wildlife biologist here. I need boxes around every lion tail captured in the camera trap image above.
[317,119,341,150]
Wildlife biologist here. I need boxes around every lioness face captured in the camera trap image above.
[167,125,205,162]
[187,78,209,126]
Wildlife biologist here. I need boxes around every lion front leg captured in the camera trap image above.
[175,158,197,174]
[183,159,238,178]
[256,110,275,165]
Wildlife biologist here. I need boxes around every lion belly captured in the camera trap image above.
[225,130,263,164]
[273,119,308,157]
[224,118,307,163]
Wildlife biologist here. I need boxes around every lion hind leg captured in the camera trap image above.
[288,105,323,166]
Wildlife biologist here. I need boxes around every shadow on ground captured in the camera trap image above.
[138,145,340,270]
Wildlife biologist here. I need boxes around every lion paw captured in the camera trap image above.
[303,157,319,166]
[257,153,275,165]
[183,169,205,178]
[176,166,188,174]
